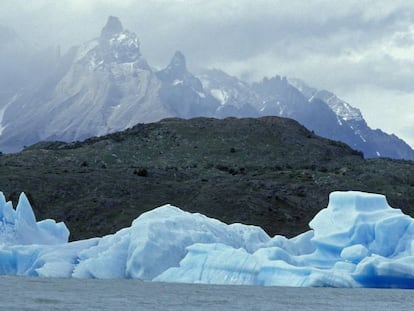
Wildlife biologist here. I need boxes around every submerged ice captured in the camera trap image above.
[1,191,414,288]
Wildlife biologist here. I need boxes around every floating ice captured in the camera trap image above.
[1,190,414,288]
[0,192,69,245]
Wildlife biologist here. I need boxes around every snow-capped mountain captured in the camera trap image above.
[0,17,167,152]
[0,17,219,152]
[288,78,364,125]
[198,69,259,118]
[0,16,413,160]
[288,78,414,159]
[200,70,414,160]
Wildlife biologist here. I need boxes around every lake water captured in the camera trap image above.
[1,276,413,310]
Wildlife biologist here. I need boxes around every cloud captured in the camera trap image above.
[3,1,414,68]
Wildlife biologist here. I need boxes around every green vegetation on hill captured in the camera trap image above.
[1,117,414,241]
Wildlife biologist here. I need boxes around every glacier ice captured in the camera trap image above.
[0,192,69,245]
[1,190,414,288]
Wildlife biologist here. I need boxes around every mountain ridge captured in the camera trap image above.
[0,16,413,160]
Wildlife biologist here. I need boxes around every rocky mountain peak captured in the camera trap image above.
[253,75,294,98]
[169,51,186,70]
[156,51,189,82]
[100,16,123,39]
[313,90,364,123]
[288,79,364,124]
[87,16,142,64]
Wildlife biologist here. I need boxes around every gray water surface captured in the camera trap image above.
[1,276,413,310]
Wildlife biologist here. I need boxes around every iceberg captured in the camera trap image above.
[1,190,414,288]
[0,192,69,245]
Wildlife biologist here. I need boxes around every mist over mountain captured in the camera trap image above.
[0,16,413,160]
[0,25,29,99]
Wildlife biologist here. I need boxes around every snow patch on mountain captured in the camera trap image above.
[210,89,229,105]
[288,78,363,123]
[0,94,18,136]
[320,92,364,122]
[0,107,8,136]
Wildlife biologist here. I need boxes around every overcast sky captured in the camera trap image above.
[1,0,414,147]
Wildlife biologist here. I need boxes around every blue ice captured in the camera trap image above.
[1,190,414,288]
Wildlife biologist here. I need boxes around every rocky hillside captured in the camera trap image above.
[1,117,414,241]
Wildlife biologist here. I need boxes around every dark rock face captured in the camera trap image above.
[161,51,187,78]
[100,16,124,39]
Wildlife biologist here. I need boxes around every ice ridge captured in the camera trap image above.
[0,191,414,288]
